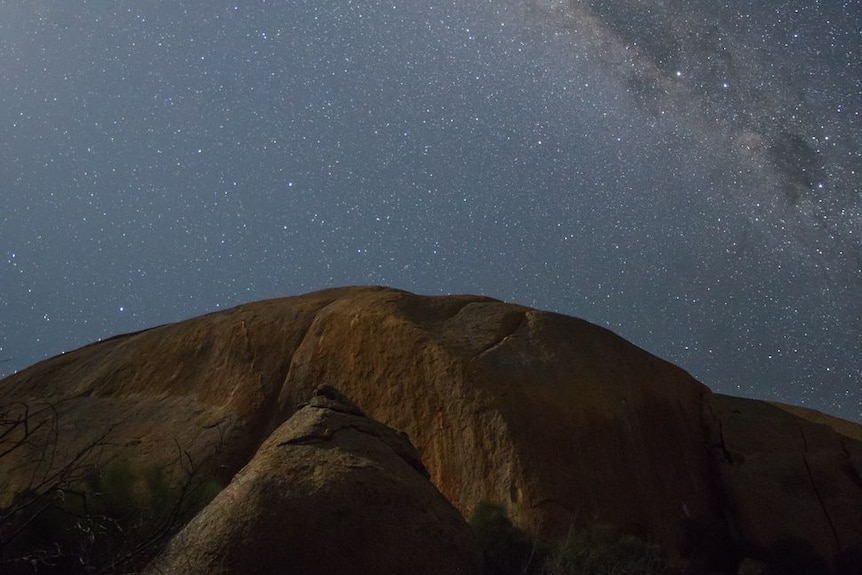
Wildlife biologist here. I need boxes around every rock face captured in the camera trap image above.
[1,286,861,573]
[705,395,862,571]
[146,385,481,575]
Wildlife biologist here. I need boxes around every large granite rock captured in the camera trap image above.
[705,394,862,572]
[1,286,860,573]
[268,287,716,556]
[145,385,481,575]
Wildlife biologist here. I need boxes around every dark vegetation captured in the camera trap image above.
[469,501,862,575]
[0,401,222,574]
[468,501,667,575]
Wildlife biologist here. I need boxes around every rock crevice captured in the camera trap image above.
[797,422,841,552]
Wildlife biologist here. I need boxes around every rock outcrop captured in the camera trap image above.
[1,286,861,573]
[145,385,481,575]
[705,394,862,572]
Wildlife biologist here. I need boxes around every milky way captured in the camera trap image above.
[1,0,860,421]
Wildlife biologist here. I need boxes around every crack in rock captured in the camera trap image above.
[472,312,529,362]
[797,423,841,552]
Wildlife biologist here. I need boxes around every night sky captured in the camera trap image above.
[1,0,860,422]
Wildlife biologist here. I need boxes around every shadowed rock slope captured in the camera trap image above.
[145,385,482,575]
[1,286,860,573]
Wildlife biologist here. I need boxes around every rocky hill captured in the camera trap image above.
[1,286,860,574]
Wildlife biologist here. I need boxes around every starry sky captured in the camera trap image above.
[1,0,860,421]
